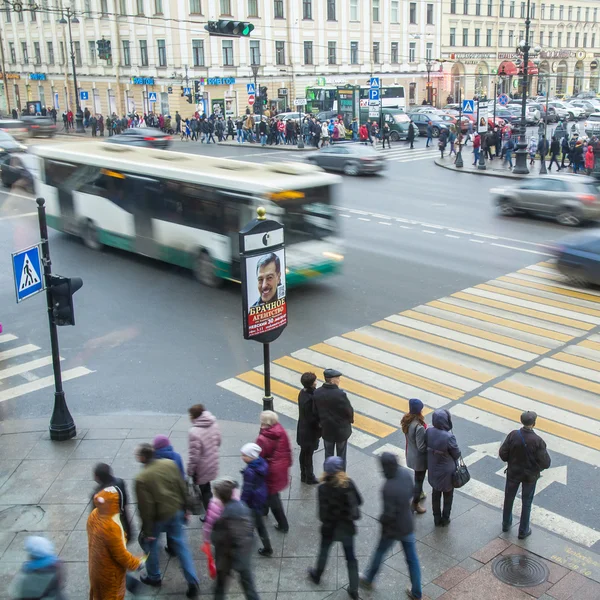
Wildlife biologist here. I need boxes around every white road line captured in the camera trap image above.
[0,367,93,404]
[0,334,18,344]
[372,214,391,219]
[358,217,371,222]
[452,404,600,468]
[378,221,392,226]
[0,212,37,221]
[538,357,600,384]
[469,239,485,244]
[445,234,460,239]
[399,225,412,229]
[474,234,499,239]
[0,344,40,363]
[385,314,537,362]
[491,243,553,256]
[0,189,33,202]
[373,443,407,462]
[511,272,600,297]
[448,228,473,234]
[564,344,600,362]
[292,348,451,408]
[339,214,351,218]
[217,378,377,449]
[0,356,55,381]
[423,230,437,234]
[348,209,369,215]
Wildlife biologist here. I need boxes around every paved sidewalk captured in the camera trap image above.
[435,154,551,179]
[1,414,599,599]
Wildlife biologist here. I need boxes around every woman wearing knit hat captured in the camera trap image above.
[401,399,428,514]
[308,456,362,600]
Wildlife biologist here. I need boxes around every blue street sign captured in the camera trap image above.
[369,77,380,88]
[369,88,380,101]
[12,244,44,303]
[498,93,509,106]
[462,99,475,114]
[148,92,157,102]
[183,87,191,95]
[246,83,256,94]
[79,91,88,101]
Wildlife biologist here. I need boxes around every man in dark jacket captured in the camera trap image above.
[407,121,416,149]
[499,411,551,540]
[313,368,353,469]
[548,136,561,171]
[92,462,132,541]
[297,372,321,484]
[212,479,259,600]
[360,453,422,599]
[537,135,549,171]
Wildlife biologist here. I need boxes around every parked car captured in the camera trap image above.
[274,112,303,122]
[492,174,600,227]
[0,119,29,142]
[552,231,600,287]
[0,152,40,193]
[20,116,56,137]
[569,99,600,118]
[104,128,172,149]
[548,101,584,120]
[305,144,385,175]
[410,112,449,137]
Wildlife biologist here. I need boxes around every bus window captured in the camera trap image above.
[177,183,223,232]
[44,160,77,187]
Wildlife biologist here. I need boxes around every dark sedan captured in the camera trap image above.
[552,232,600,287]
[306,144,385,175]
[105,128,172,149]
[21,116,57,137]
[409,112,449,137]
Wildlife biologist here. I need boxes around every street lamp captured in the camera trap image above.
[426,59,433,106]
[59,8,85,133]
[513,0,541,174]
[493,66,507,126]
[455,87,464,168]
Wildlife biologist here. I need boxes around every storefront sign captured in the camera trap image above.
[278,88,288,96]
[540,50,574,59]
[29,73,46,81]
[131,77,154,85]
[3,73,21,79]
[201,77,236,85]
[444,52,496,60]
[498,53,519,60]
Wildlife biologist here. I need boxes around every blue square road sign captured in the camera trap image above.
[246,83,256,94]
[462,99,475,114]
[369,89,380,101]
[12,244,44,303]
[148,92,157,102]
[369,77,380,88]
[79,91,89,101]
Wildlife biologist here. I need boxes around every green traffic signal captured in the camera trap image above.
[242,23,254,36]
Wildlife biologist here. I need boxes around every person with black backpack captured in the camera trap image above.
[499,411,551,540]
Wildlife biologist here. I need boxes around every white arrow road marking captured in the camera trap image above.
[463,441,503,467]
[495,464,568,497]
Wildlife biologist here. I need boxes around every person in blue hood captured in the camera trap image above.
[153,435,185,478]
[426,409,461,526]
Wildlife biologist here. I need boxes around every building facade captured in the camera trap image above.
[440,0,600,103]
[0,0,444,117]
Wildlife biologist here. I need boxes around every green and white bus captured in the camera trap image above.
[32,142,343,287]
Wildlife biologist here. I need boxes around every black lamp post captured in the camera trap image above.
[455,87,464,168]
[59,8,85,134]
[426,59,433,105]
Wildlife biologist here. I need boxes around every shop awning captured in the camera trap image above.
[499,61,518,76]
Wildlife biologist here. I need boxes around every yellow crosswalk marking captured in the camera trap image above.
[518,268,562,282]
[553,351,600,373]
[275,355,426,415]
[453,291,593,331]
[528,366,600,395]
[476,284,600,318]
[311,342,464,400]
[237,370,396,438]
[539,262,557,269]
[402,309,551,354]
[466,396,600,450]
[429,299,571,342]
[373,320,522,368]
[500,276,600,304]
[342,330,492,384]
[496,379,600,422]
[580,340,600,353]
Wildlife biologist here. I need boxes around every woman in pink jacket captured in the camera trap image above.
[187,404,222,514]
[585,145,595,175]
[256,410,292,533]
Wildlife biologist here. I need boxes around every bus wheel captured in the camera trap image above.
[194,251,222,288]
[82,219,102,251]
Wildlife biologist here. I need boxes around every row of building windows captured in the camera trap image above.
[449,0,598,21]
[448,27,596,48]
[317,40,433,65]
[2,0,435,25]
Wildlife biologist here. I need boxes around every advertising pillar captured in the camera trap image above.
[240,207,287,411]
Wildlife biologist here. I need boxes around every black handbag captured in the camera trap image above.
[453,456,471,489]
[187,481,204,515]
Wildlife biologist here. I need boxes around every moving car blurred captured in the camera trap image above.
[104,129,172,149]
[552,232,600,287]
[0,119,29,142]
[0,130,27,154]
[492,174,600,227]
[0,152,40,193]
[584,113,600,138]
[20,115,56,137]
[305,144,385,175]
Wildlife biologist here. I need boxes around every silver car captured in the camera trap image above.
[491,174,600,227]
[306,144,385,175]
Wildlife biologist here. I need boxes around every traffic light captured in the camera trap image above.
[204,20,255,37]
[186,94,193,104]
[259,86,268,106]
[97,39,112,60]
[48,275,83,327]
[194,93,201,103]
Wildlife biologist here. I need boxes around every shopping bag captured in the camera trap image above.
[187,481,203,515]
[202,541,217,579]
[453,456,471,489]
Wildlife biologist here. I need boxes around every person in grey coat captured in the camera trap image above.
[426,409,461,526]
[402,398,428,514]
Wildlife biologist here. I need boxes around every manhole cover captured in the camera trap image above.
[492,554,549,588]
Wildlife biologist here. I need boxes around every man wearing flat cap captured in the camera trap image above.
[313,368,354,469]
[499,411,551,540]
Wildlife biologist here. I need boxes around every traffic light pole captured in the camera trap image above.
[37,198,76,441]
[262,343,273,411]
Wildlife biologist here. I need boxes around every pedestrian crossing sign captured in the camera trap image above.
[12,244,44,303]
[148,92,157,102]
[462,99,475,114]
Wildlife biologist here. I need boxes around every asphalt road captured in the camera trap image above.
[2,134,600,547]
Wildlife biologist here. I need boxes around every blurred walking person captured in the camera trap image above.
[548,136,561,171]
[92,463,132,542]
[187,404,222,513]
[308,457,362,600]
[256,410,292,533]
[402,399,427,514]
[212,479,260,600]
[500,411,551,539]
[9,536,66,600]
[407,121,416,149]
[360,453,423,599]
[297,371,321,485]
[87,487,144,600]
[426,410,461,526]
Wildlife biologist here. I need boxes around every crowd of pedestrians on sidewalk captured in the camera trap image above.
[8,373,552,600]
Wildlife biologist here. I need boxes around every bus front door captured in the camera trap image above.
[129,176,160,259]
